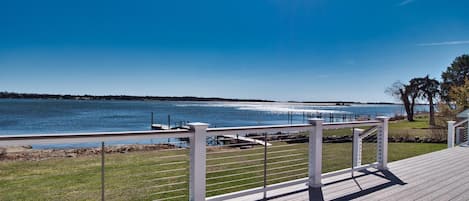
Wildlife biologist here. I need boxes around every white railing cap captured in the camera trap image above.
[376,116,390,120]
[187,122,210,126]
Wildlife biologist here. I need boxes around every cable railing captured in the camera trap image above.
[0,117,389,201]
[448,116,469,147]
[0,130,192,201]
[205,131,310,197]
[205,118,388,201]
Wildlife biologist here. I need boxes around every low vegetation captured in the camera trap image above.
[0,141,445,201]
[324,115,445,141]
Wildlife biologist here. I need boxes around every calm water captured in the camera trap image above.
[0,99,427,135]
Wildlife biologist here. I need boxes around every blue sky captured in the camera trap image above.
[1,0,468,102]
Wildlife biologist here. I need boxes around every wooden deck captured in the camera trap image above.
[221,145,469,201]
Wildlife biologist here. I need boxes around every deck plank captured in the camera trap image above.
[367,150,469,200]
[210,146,469,201]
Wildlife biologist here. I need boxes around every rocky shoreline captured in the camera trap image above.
[245,133,446,144]
[0,134,446,161]
[0,144,177,161]
[322,135,446,143]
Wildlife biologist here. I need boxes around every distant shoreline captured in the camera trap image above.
[0,92,274,103]
[0,92,404,105]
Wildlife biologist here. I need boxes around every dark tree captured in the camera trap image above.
[441,54,469,102]
[412,75,440,126]
[386,81,420,121]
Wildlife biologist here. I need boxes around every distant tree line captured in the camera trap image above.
[0,92,274,103]
[1,92,402,105]
[386,54,469,126]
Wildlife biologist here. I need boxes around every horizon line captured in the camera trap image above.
[0,91,401,104]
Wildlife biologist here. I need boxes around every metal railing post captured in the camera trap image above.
[263,132,268,200]
[101,141,105,201]
[308,118,323,188]
[188,122,209,201]
[448,121,456,148]
[376,116,389,170]
[352,128,363,168]
[467,113,469,144]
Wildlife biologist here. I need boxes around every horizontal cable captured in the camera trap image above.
[147,147,189,153]
[207,147,306,162]
[143,141,187,145]
[158,154,189,160]
[208,157,306,174]
[207,160,307,180]
[268,167,308,177]
[110,166,188,178]
[154,194,187,201]
[263,133,306,137]
[268,148,308,155]
[207,164,264,175]
[106,160,188,174]
[267,163,307,173]
[249,134,305,142]
[147,175,188,182]
[267,162,308,172]
[266,157,307,166]
[206,181,264,193]
[152,167,189,174]
[207,155,307,175]
[207,152,264,161]
[207,153,304,168]
[150,188,187,196]
[207,168,264,180]
[113,179,186,192]
[207,175,264,187]
[268,172,307,183]
[269,138,309,143]
[208,141,262,148]
[149,181,187,190]
[267,149,307,154]
[266,143,307,149]
[207,158,264,168]
[267,153,305,160]
[206,147,264,155]
[152,161,188,167]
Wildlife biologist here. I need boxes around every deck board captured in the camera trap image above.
[214,146,469,201]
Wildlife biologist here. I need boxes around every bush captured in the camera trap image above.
[430,128,447,141]
[0,147,6,158]
[435,102,460,128]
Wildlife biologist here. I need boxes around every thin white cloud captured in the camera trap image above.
[398,0,415,6]
[417,40,469,46]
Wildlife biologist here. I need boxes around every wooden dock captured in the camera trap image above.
[217,145,469,201]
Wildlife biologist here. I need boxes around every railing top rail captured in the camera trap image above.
[206,124,312,136]
[323,120,381,129]
[453,118,469,128]
[0,129,191,139]
[206,120,382,136]
[0,129,191,146]
[0,119,383,146]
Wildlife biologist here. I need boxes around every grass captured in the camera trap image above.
[388,115,438,138]
[323,115,441,138]
[0,141,446,201]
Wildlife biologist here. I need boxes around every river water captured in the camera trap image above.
[0,99,427,135]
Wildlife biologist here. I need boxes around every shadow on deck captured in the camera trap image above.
[218,146,469,201]
[256,169,405,201]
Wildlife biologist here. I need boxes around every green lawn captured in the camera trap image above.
[324,115,442,139]
[0,142,446,201]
